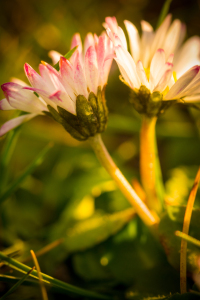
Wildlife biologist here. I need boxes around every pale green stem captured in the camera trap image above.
[89,134,159,228]
[140,115,164,214]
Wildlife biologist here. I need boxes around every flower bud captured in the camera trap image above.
[46,87,108,141]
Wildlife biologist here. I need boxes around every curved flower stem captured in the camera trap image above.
[140,115,164,214]
[89,134,159,229]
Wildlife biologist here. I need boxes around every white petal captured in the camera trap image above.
[0,98,15,110]
[115,45,140,88]
[173,36,200,78]
[164,66,200,100]
[71,33,82,53]
[49,90,76,115]
[48,50,62,64]
[141,20,154,68]
[39,63,65,93]
[85,46,99,94]
[153,69,173,92]
[24,63,49,91]
[150,49,166,78]
[149,49,166,89]
[136,60,149,88]
[124,20,140,62]
[1,82,47,113]
[114,58,134,88]
[163,19,182,58]
[59,57,77,101]
[184,95,200,102]
[117,26,128,49]
[0,113,37,136]
[84,33,94,55]
[150,14,172,58]
[74,52,88,97]
[10,78,29,87]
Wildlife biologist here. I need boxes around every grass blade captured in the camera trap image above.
[30,250,48,300]
[53,46,78,71]
[180,167,200,294]
[0,143,53,204]
[0,266,35,300]
[175,231,200,248]
[156,0,173,28]
[0,251,112,299]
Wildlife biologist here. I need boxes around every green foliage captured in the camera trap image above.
[0,0,200,299]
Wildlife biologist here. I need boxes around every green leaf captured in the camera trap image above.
[156,0,173,29]
[0,143,53,204]
[53,46,78,71]
[0,251,112,299]
[64,208,136,253]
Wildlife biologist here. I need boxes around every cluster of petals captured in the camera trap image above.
[0,32,113,136]
[104,15,200,102]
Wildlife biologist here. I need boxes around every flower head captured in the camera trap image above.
[0,32,113,139]
[104,15,200,116]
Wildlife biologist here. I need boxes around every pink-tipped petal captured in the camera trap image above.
[163,19,182,58]
[59,57,77,101]
[167,53,174,64]
[164,66,200,100]
[1,82,47,113]
[24,63,46,91]
[84,33,95,54]
[39,63,64,93]
[71,33,82,53]
[105,17,118,33]
[0,113,37,137]
[85,46,98,94]
[49,90,76,115]
[153,69,173,92]
[0,98,15,110]
[150,49,166,79]
[74,51,88,98]
[150,14,172,57]
[173,36,200,78]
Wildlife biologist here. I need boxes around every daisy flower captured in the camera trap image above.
[0,32,113,139]
[104,15,200,115]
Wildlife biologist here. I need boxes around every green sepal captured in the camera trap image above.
[130,85,151,114]
[43,111,53,119]
[129,85,173,117]
[53,46,78,71]
[147,91,163,116]
[96,87,107,132]
[101,86,109,124]
[57,106,88,138]
[88,92,98,117]
[47,105,87,141]
[47,105,64,124]
[76,95,98,136]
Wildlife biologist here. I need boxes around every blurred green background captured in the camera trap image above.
[0,0,200,299]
